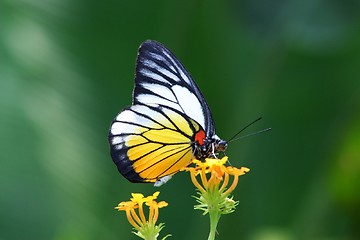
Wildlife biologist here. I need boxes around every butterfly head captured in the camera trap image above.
[193,133,227,159]
[214,137,228,152]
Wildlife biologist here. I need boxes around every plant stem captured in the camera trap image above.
[208,210,220,240]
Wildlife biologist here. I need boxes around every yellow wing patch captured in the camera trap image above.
[136,145,193,180]
[132,143,190,170]
[163,108,194,136]
[127,142,163,160]
[109,104,203,183]
[142,128,189,144]
[124,135,148,147]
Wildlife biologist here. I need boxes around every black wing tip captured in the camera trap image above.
[141,39,163,47]
[139,40,168,54]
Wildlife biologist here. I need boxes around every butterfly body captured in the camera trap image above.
[108,40,227,184]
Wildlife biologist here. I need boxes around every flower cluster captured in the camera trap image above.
[182,156,250,240]
[116,192,170,240]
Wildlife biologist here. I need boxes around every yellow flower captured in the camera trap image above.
[183,156,249,195]
[116,192,170,240]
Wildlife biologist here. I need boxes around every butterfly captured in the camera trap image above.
[108,40,227,186]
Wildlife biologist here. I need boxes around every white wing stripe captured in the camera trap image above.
[139,68,169,84]
[111,122,148,135]
[142,59,160,70]
[149,52,177,73]
[157,67,180,82]
[131,105,176,130]
[113,109,163,135]
[136,94,183,113]
[140,82,177,102]
[112,136,123,145]
[115,110,135,122]
[172,85,205,129]
[142,59,180,83]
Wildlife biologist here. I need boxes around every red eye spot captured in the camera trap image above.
[195,130,206,145]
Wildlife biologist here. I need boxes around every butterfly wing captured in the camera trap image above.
[133,40,215,137]
[109,40,214,183]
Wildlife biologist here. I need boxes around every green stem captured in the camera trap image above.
[208,210,220,240]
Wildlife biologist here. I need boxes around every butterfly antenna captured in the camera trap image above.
[228,127,272,143]
[227,117,263,142]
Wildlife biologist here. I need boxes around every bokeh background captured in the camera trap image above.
[1,0,360,239]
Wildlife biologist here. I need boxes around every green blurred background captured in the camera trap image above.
[1,0,360,239]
